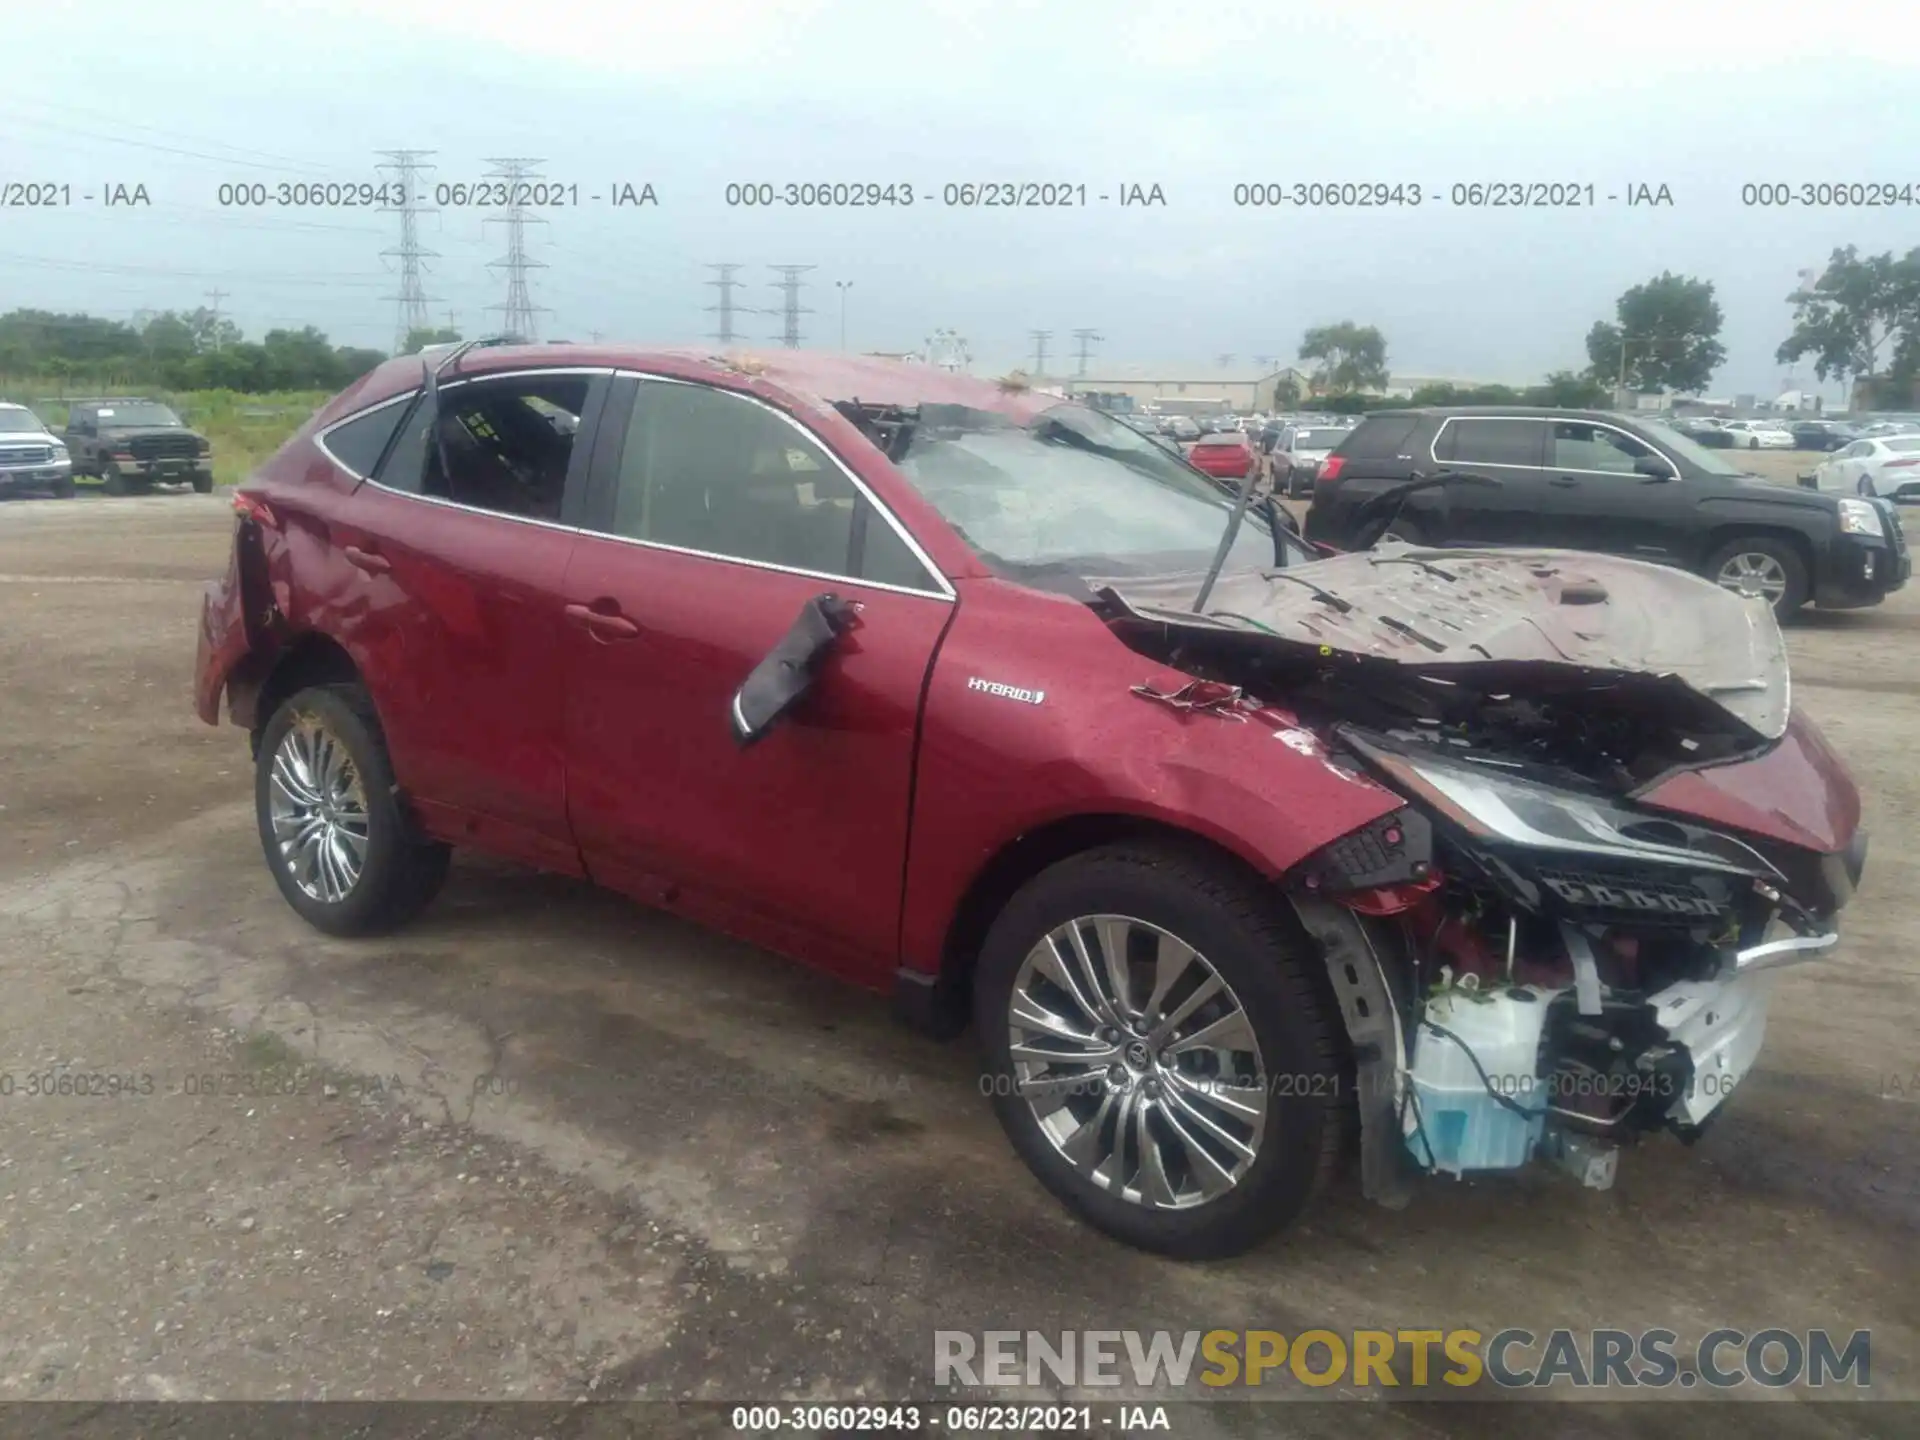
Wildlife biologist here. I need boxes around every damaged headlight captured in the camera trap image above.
[1838,498,1884,537]
[1344,735,1776,880]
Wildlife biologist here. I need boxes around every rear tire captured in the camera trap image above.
[974,842,1344,1259]
[1707,535,1809,621]
[255,683,450,936]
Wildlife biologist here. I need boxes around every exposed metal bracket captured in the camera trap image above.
[1560,924,1605,1016]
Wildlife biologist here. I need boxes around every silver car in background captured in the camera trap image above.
[0,403,74,499]
[1273,423,1350,497]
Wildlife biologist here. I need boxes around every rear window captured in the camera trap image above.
[1335,414,1421,459]
[321,397,413,478]
[1436,418,1544,467]
[1887,438,1920,454]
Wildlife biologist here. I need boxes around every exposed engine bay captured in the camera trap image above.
[1092,545,1865,1201]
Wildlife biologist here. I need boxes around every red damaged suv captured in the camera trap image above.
[196,342,1867,1258]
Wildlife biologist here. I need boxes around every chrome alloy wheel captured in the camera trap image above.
[267,716,370,903]
[1715,550,1788,603]
[1007,915,1268,1209]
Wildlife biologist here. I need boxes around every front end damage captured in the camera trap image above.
[1097,545,1867,1202]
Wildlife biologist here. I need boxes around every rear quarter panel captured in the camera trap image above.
[898,577,1406,975]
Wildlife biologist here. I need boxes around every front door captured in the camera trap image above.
[1533,418,1693,561]
[559,375,955,983]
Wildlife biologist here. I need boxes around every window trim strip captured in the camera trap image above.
[313,364,956,602]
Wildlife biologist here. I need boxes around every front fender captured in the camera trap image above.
[898,580,1405,975]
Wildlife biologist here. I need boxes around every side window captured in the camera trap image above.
[1841,442,1871,459]
[322,398,411,479]
[375,374,588,520]
[606,381,938,589]
[1441,419,1544,467]
[69,407,94,435]
[1552,422,1653,474]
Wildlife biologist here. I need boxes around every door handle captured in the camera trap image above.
[343,544,390,574]
[564,602,641,640]
[1548,476,1579,488]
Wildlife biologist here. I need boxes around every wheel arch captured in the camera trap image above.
[239,631,366,756]
[1698,523,1815,581]
[900,812,1291,1039]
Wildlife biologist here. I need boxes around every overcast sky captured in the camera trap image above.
[6,0,1918,395]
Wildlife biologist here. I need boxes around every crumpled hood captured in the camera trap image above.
[1091,544,1790,740]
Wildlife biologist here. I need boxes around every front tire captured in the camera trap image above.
[974,843,1344,1259]
[191,471,214,494]
[255,683,450,936]
[102,468,129,496]
[1707,535,1809,621]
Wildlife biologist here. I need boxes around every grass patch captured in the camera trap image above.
[4,385,327,487]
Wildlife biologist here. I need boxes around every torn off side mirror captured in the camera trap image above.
[730,593,862,746]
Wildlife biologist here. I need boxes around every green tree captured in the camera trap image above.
[1298,323,1389,395]
[400,326,461,354]
[1775,245,1920,406]
[1585,272,1726,394]
[1525,370,1610,408]
[1269,373,1302,408]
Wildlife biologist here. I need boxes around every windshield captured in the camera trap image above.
[1635,417,1747,476]
[96,403,183,427]
[0,409,48,434]
[890,401,1278,579]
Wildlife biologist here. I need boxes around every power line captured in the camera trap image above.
[0,249,393,287]
[1029,329,1053,376]
[483,158,550,342]
[768,265,815,348]
[705,263,751,345]
[0,101,342,172]
[0,109,340,175]
[1070,328,1102,377]
[378,149,440,353]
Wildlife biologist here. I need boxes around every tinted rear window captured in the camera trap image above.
[1335,415,1421,459]
[322,397,413,478]
[1437,418,1544,467]
[1888,438,1920,454]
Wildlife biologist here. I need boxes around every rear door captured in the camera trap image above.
[310,366,609,875]
[558,374,955,984]
[1422,416,1550,544]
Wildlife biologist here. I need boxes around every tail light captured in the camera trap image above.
[111,449,134,460]
[1885,459,1919,468]
[231,490,278,528]
[1319,454,1346,482]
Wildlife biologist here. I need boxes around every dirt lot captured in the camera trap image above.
[0,490,1913,1436]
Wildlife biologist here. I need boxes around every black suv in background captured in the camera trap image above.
[64,398,214,494]
[1304,407,1908,620]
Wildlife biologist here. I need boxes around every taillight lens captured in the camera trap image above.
[1885,459,1919,468]
[1318,454,1346,482]
[231,490,277,528]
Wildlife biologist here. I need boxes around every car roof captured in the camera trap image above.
[1355,406,1652,423]
[334,344,1061,429]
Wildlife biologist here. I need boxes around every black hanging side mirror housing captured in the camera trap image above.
[730,594,862,746]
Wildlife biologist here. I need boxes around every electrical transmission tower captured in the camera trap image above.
[1070,328,1102,377]
[768,266,815,348]
[706,264,752,345]
[1028,330,1053,376]
[204,289,230,349]
[377,149,439,353]
[483,158,550,342]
